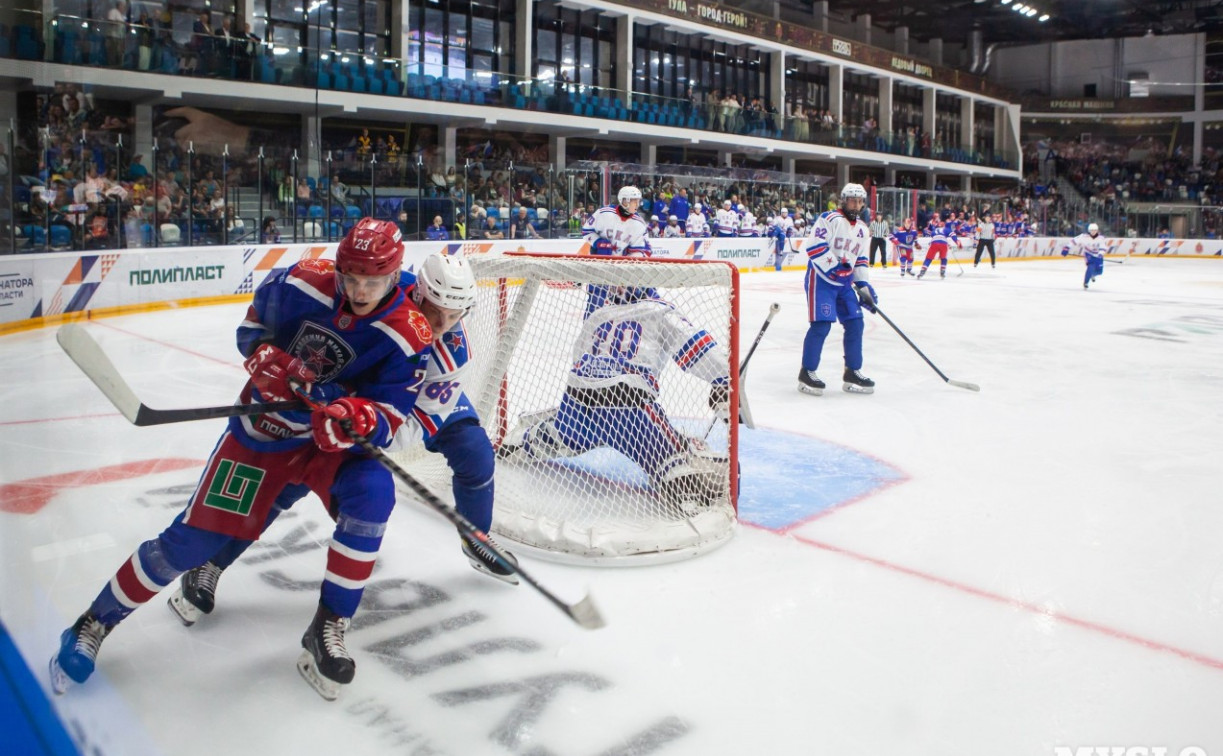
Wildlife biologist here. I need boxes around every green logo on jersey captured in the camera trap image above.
[202,459,266,515]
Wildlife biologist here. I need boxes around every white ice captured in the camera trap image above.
[2,256,1223,756]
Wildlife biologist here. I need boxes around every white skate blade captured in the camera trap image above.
[296,650,342,701]
[48,656,72,695]
[797,383,823,396]
[167,591,203,627]
[842,383,875,394]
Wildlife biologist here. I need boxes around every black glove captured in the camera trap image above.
[855,282,878,313]
[708,381,729,412]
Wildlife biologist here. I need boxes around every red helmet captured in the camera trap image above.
[336,218,404,277]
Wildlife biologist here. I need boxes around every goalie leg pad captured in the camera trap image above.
[655,445,729,512]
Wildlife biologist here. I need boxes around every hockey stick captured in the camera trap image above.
[295,389,606,631]
[949,244,966,277]
[871,306,980,392]
[735,302,780,430]
[57,324,306,426]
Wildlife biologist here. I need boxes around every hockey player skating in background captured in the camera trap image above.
[1062,222,1107,289]
[165,252,520,653]
[798,183,879,395]
[918,215,961,279]
[50,218,435,701]
[498,285,731,511]
[889,216,920,277]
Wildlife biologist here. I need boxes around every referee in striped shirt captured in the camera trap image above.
[869,215,890,268]
[974,212,996,268]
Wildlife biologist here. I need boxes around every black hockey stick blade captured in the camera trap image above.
[871,307,980,392]
[294,387,606,630]
[57,324,305,425]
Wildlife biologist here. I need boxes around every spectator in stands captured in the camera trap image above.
[480,214,504,240]
[425,215,449,241]
[192,12,215,76]
[296,178,312,205]
[510,207,539,239]
[330,177,349,206]
[106,1,128,66]
[260,216,280,243]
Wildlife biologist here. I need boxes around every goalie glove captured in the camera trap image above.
[708,379,730,412]
[855,281,878,313]
[244,343,316,402]
[591,238,615,256]
[311,397,381,452]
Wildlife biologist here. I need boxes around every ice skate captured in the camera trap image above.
[49,613,112,694]
[842,367,875,394]
[917,268,927,279]
[461,532,520,585]
[297,603,355,701]
[167,561,223,627]
[797,368,825,396]
[940,269,946,279]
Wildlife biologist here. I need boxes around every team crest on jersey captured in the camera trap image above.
[407,309,433,343]
[289,321,355,382]
[443,331,465,351]
[297,258,335,274]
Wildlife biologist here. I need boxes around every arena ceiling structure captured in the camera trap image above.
[808,0,1223,45]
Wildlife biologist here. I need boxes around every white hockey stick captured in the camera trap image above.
[57,324,304,425]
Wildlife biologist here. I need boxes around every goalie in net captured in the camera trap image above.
[456,252,739,563]
[496,280,733,530]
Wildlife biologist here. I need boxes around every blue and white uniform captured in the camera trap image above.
[802,209,871,372]
[1062,231,1108,288]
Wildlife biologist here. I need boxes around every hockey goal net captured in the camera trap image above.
[395,252,740,564]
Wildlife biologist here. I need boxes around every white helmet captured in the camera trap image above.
[840,183,867,201]
[693,202,702,212]
[414,253,477,313]
[1087,222,1099,235]
[650,215,660,222]
[617,186,642,206]
[723,200,732,208]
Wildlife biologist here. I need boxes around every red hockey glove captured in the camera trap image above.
[244,343,317,402]
[311,397,381,452]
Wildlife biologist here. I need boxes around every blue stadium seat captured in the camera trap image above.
[50,224,73,249]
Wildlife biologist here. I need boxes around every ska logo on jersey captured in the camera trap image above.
[289,321,355,382]
[443,331,465,352]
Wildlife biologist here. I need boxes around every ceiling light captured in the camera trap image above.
[1000,0,1011,4]
[1039,14,1049,21]
[1026,8,1038,16]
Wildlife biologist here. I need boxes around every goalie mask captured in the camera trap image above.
[413,252,477,314]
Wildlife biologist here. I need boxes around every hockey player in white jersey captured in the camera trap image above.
[499,286,731,510]
[1061,222,1107,289]
[685,203,710,237]
[738,208,759,237]
[583,185,651,257]
[798,183,878,395]
[715,200,739,237]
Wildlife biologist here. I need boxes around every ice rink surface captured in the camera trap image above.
[2,255,1222,756]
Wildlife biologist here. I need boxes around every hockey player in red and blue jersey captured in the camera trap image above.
[1062,222,1107,289]
[889,216,921,277]
[798,183,878,395]
[917,216,961,279]
[51,218,435,701]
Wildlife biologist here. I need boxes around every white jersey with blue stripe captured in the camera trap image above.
[583,205,650,255]
[804,209,870,286]
[568,297,728,400]
[403,321,473,441]
[1064,233,1107,258]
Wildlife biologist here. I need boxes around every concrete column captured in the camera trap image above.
[443,126,457,171]
[961,174,972,193]
[550,134,567,172]
[617,15,633,107]
[927,170,937,191]
[391,0,406,59]
[878,76,893,138]
[856,12,871,46]
[812,0,829,32]
[771,51,786,115]
[718,150,734,167]
[884,165,897,186]
[895,26,909,56]
[836,162,850,188]
[928,38,943,66]
[922,87,936,143]
[829,63,843,125]
[641,143,657,169]
[994,104,1006,161]
[515,0,533,80]
[303,115,322,178]
[134,103,154,159]
[960,96,973,151]
[1193,119,1203,167]
[783,156,796,181]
